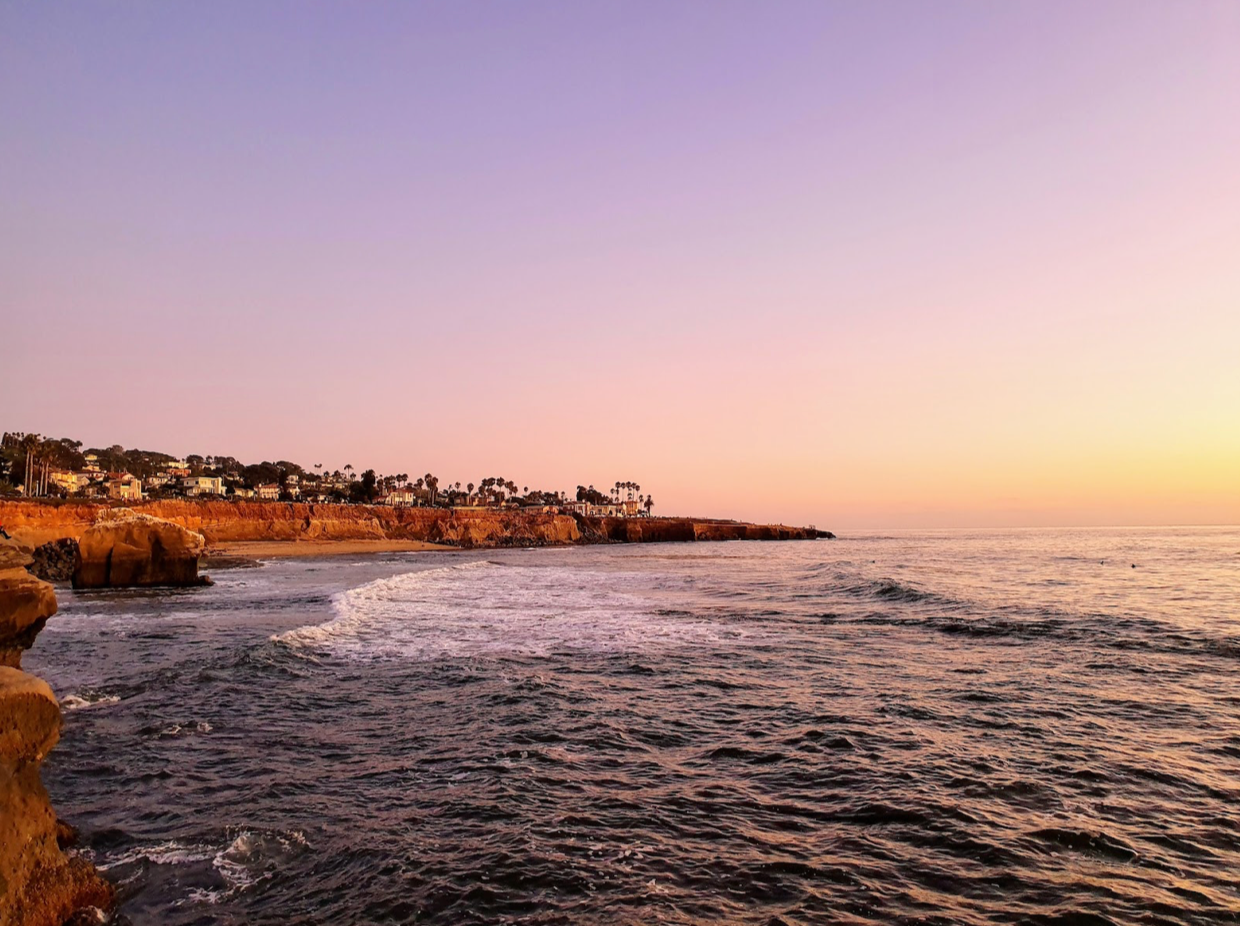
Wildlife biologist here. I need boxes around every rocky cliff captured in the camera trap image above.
[73,509,208,589]
[0,500,822,550]
[0,540,114,925]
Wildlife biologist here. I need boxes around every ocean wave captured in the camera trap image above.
[99,840,217,870]
[271,560,748,661]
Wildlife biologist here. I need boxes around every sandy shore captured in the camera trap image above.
[204,539,454,560]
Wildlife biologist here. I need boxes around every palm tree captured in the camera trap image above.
[644,495,654,516]
[344,464,355,481]
[19,433,42,496]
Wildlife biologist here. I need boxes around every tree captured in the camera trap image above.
[351,469,379,503]
[644,495,654,515]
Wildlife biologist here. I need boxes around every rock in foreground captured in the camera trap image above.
[0,541,57,669]
[0,669,114,926]
[0,546,115,925]
[73,509,208,589]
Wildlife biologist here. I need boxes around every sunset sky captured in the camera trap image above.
[3,2,1238,529]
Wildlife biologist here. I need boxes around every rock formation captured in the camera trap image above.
[0,543,56,670]
[0,499,827,552]
[27,540,77,584]
[0,538,114,924]
[73,509,208,589]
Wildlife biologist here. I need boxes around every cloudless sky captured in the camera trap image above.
[3,1,1238,528]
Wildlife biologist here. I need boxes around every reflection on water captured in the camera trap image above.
[27,527,1240,925]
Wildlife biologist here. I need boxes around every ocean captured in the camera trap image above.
[26,528,1240,925]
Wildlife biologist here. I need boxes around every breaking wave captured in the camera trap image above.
[273,560,753,661]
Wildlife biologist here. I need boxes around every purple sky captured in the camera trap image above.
[3,2,1238,527]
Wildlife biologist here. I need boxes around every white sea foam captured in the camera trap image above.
[158,721,213,737]
[60,693,121,711]
[99,841,216,870]
[273,560,746,661]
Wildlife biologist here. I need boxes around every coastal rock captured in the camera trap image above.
[0,499,823,552]
[0,668,115,926]
[27,539,78,584]
[73,509,208,589]
[0,539,34,572]
[0,542,58,669]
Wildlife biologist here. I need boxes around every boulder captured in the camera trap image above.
[73,509,208,589]
[0,667,114,926]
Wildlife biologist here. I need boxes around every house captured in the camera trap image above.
[49,470,85,494]
[145,473,172,488]
[564,501,623,518]
[256,483,281,500]
[106,474,143,501]
[231,487,255,499]
[181,475,225,497]
[385,487,416,507]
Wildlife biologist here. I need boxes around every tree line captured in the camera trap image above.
[1,432,655,514]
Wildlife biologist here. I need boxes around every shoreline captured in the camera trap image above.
[204,539,455,560]
[0,499,828,550]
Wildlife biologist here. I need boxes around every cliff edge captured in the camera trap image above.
[0,540,114,926]
[0,500,826,551]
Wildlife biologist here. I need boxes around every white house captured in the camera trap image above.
[181,475,225,497]
[385,487,416,507]
[256,483,281,500]
[106,474,143,501]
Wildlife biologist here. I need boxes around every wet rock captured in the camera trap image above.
[73,509,208,589]
[27,539,77,584]
[0,668,115,926]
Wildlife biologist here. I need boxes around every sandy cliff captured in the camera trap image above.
[0,541,114,925]
[0,500,822,550]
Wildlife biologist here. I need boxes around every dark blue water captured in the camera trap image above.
[27,528,1240,924]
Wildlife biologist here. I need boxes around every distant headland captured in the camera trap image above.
[0,432,832,555]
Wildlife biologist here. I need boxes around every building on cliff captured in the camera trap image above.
[565,501,626,518]
[106,474,143,501]
[181,475,225,497]
[384,487,417,507]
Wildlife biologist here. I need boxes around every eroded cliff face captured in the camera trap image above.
[73,509,208,589]
[0,540,114,925]
[0,500,818,550]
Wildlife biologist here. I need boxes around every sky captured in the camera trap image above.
[2,1,1238,529]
